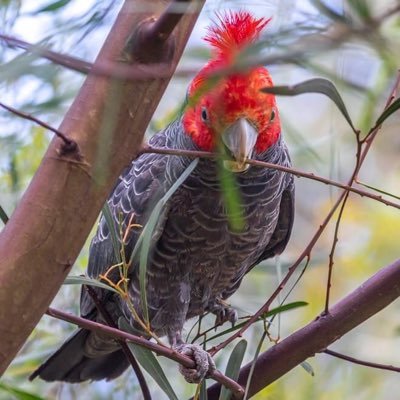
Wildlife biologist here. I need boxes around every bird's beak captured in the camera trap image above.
[221,118,258,172]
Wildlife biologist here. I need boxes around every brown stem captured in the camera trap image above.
[0,101,78,156]
[145,0,192,42]
[323,349,400,373]
[45,307,244,398]
[84,286,151,400]
[141,146,400,210]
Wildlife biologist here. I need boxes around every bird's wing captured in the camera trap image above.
[80,127,182,317]
[257,177,295,262]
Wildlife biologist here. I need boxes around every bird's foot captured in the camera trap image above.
[175,343,216,383]
[210,300,238,327]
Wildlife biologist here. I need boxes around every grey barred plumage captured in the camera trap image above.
[30,118,294,383]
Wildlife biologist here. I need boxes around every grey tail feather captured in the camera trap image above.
[29,328,129,383]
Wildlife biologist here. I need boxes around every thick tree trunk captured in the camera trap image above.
[0,0,204,375]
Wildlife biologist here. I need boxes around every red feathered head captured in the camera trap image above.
[182,11,280,171]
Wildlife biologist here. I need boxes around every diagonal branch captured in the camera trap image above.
[205,257,400,399]
[44,307,245,398]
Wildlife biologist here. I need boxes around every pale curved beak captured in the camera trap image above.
[221,118,258,172]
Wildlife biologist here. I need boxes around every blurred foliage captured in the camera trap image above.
[1,0,400,399]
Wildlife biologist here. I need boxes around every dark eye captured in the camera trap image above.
[270,109,275,122]
[201,107,209,122]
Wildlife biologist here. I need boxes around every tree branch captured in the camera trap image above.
[0,101,78,157]
[84,286,151,400]
[141,146,400,210]
[206,258,400,399]
[44,307,244,398]
[0,0,205,375]
[323,349,400,373]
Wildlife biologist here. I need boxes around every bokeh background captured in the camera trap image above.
[1,0,400,399]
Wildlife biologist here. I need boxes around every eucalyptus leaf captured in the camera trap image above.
[33,0,71,13]
[203,301,307,344]
[217,147,245,232]
[63,275,120,294]
[199,379,208,400]
[375,98,400,127]
[244,331,267,399]
[219,339,247,400]
[0,204,9,224]
[136,159,199,325]
[301,361,315,376]
[119,319,179,400]
[262,78,357,133]
[0,382,44,400]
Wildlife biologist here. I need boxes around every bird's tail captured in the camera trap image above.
[29,328,129,383]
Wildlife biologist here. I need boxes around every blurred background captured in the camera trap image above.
[1,0,400,399]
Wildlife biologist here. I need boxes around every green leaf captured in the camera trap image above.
[217,149,245,232]
[203,301,308,344]
[244,331,267,399]
[102,202,122,264]
[219,339,247,400]
[33,0,71,13]
[375,98,400,127]
[356,180,400,201]
[133,159,199,325]
[119,319,179,400]
[0,204,9,224]
[0,382,45,400]
[63,275,120,295]
[199,379,208,400]
[300,361,315,376]
[262,78,357,133]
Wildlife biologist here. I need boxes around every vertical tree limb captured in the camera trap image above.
[0,0,204,375]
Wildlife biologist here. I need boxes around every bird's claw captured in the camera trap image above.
[212,303,238,328]
[175,344,216,383]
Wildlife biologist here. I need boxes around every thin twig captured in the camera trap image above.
[141,146,400,210]
[45,307,245,399]
[323,349,400,373]
[84,286,151,400]
[0,101,78,155]
[209,68,400,355]
[325,70,400,311]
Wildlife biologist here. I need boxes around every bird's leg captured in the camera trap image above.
[209,298,238,327]
[170,332,216,383]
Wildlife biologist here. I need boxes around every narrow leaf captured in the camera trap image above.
[219,339,247,400]
[63,275,120,294]
[102,202,122,264]
[136,159,199,325]
[119,319,179,400]
[203,301,308,344]
[33,0,71,13]
[217,153,245,232]
[301,361,315,376]
[356,180,400,201]
[199,380,208,400]
[375,97,400,127]
[262,78,357,133]
[0,382,44,400]
[244,331,267,399]
[0,204,9,224]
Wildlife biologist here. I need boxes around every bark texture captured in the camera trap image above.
[0,0,204,375]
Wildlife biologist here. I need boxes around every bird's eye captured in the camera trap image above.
[201,107,209,122]
[270,109,275,122]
